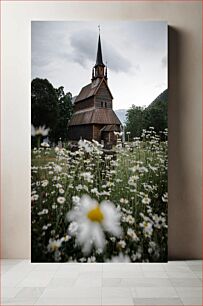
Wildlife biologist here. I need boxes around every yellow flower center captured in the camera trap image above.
[87,205,104,222]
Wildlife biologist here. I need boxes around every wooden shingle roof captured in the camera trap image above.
[75,79,113,103]
[68,109,121,126]
[75,83,97,103]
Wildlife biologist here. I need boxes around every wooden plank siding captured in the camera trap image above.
[74,97,94,112]
[67,125,93,141]
[95,82,112,109]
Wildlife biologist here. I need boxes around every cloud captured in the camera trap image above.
[69,31,96,67]
[69,30,132,73]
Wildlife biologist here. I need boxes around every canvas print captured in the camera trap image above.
[31,21,168,262]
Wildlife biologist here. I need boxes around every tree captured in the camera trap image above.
[31,79,74,143]
[144,100,167,133]
[31,78,59,141]
[125,89,168,138]
[54,86,73,142]
[125,105,146,138]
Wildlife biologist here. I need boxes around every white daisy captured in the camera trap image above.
[162,192,168,202]
[140,221,153,237]
[41,142,50,148]
[117,240,126,249]
[31,194,39,201]
[81,172,93,182]
[67,195,122,254]
[31,125,50,136]
[78,139,92,153]
[59,188,65,194]
[107,253,130,263]
[127,228,139,241]
[57,197,65,204]
[72,196,80,205]
[47,238,61,252]
[41,180,48,187]
[142,195,151,205]
[68,221,78,234]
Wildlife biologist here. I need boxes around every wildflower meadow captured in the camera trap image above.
[31,128,168,263]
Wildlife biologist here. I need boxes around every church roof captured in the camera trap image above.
[75,78,113,103]
[75,83,97,103]
[68,108,121,126]
[100,125,120,132]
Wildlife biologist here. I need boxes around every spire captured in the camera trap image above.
[95,34,105,67]
[92,29,106,81]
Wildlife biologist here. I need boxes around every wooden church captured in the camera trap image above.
[68,34,121,146]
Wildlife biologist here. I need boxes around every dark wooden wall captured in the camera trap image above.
[93,124,103,140]
[68,125,93,141]
[74,97,94,112]
[95,82,112,109]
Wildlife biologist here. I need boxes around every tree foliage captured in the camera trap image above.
[125,89,168,138]
[54,86,73,142]
[31,78,73,143]
[31,78,59,131]
[125,106,145,137]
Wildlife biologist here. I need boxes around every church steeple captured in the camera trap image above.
[92,33,107,81]
[96,35,105,67]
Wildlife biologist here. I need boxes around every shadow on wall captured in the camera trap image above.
[168,26,202,260]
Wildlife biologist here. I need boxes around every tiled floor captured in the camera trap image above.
[1,260,202,305]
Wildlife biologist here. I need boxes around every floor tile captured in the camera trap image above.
[35,297,102,305]
[103,263,142,273]
[189,264,202,272]
[54,269,80,278]
[32,263,61,272]
[102,286,132,298]
[143,271,168,278]
[2,265,16,274]
[133,287,178,298]
[164,265,192,272]
[180,296,202,305]
[170,277,202,287]
[141,264,166,272]
[193,271,202,279]
[166,271,197,278]
[47,277,76,288]
[74,276,102,287]
[41,287,101,298]
[80,263,103,272]
[102,278,123,287]
[2,296,39,305]
[133,297,183,305]
[17,271,55,287]
[1,259,202,306]
[2,287,23,299]
[186,260,202,266]
[103,270,144,278]
[122,277,172,287]
[15,287,45,298]
[102,297,134,305]
[175,287,202,298]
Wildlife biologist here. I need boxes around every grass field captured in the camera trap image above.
[31,128,168,262]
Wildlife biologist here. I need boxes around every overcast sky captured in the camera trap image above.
[32,21,167,110]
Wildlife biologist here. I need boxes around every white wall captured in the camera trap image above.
[1,1,202,259]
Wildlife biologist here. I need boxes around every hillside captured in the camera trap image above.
[147,89,168,110]
[115,109,127,125]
